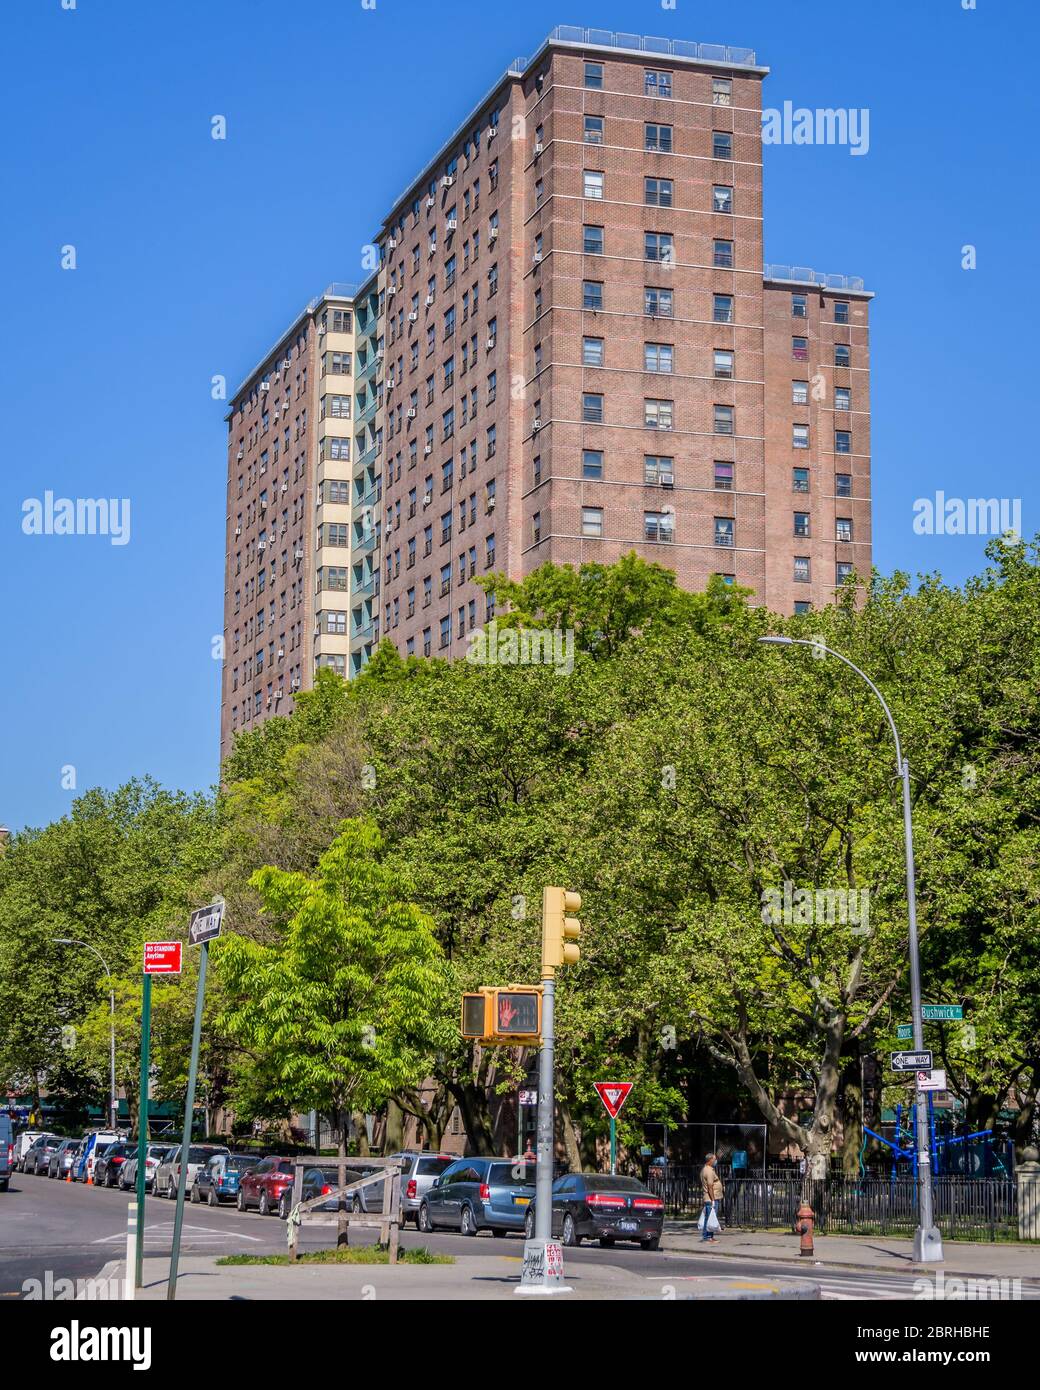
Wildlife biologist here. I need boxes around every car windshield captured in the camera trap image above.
[489,1162,537,1187]
[227,1156,256,1171]
[416,1157,454,1176]
[583,1175,647,1193]
[147,1146,168,1158]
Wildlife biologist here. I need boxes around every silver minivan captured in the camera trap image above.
[351,1152,454,1223]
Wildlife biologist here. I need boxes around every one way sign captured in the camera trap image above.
[188,901,225,947]
[593,1081,633,1120]
[891,1050,932,1072]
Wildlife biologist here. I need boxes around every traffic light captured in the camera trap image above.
[542,885,582,976]
[460,987,543,1043]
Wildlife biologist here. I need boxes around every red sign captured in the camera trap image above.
[143,941,183,975]
[593,1081,633,1120]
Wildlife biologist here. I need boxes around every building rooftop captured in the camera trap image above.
[764,263,873,297]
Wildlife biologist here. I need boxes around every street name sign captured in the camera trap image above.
[922,1005,963,1021]
[143,941,182,975]
[890,1050,932,1071]
[188,901,225,947]
[593,1081,634,1120]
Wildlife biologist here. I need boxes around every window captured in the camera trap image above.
[835,430,851,454]
[583,169,604,199]
[644,286,673,318]
[582,507,603,537]
[645,69,672,97]
[584,61,603,89]
[713,294,733,323]
[486,424,496,457]
[583,393,604,423]
[793,511,811,538]
[836,517,853,542]
[422,627,432,656]
[835,473,852,497]
[794,556,811,583]
[532,511,541,545]
[439,615,451,649]
[792,467,810,493]
[582,449,603,479]
[712,130,732,159]
[644,398,673,430]
[324,479,350,504]
[645,510,674,543]
[792,380,809,405]
[584,115,604,144]
[645,123,673,152]
[794,601,811,615]
[834,343,851,368]
[836,561,854,583]
[834,301,850,324]
[714,461,734,490]
[793,423,810,449]
[714,517,734,547]
[835,386,851,411]
[323,351,352,376]
[583,280,603,310]
[645,177,673,207]
[713,238,733,268]
[712,77,732,106]
[713,404,734,435]
[327,395,351,418]
[583,224,604,255]
[792,337,809,361]
[486,532,496,567]
[645,342,673,373]
[714,349,734,379]
[641,454,671,488]
[321,523,349,546]
[645,232,673,263]
[792,293,808,319]
[576,339,601,371]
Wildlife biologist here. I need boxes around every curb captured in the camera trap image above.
[663,1240,1040,1286]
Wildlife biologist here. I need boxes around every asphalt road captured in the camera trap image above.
[3,1170,1036,1301]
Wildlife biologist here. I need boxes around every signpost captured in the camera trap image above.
[167,900,224,1302]
[135,941,183,1288]
[593,1081,633,1175]
[891,1050,932,1072]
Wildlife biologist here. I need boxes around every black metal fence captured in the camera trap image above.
[646,1168,1022,1242]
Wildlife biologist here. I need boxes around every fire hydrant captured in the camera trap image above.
[796,1200,815,1257]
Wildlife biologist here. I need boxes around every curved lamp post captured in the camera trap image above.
[758,635,943,1263]
[52,937,118,1132]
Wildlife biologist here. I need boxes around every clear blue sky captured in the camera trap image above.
[2,0,1037,832]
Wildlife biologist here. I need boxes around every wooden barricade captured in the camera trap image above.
[286,1158,403,1264]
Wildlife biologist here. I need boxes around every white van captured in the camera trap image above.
[75,1130,123,1183]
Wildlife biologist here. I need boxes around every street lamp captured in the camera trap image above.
[758,634,943,1263]
[52,938,118,1132]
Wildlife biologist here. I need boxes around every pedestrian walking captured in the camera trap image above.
[700,1152,721,1243]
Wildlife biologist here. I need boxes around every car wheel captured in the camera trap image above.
[640,1235,661,1251]
[258,1190,270,1216]
[524,1209,534,1240]
[190,1183,199,1204]
[562,1214,581,1247]
[278,1194,289,1221]
[417,1202,432,1234]
[236,1191,246,1212]
[207,1187,217,1207]
[351,1195,362,1214]
[460,1205,477,1237]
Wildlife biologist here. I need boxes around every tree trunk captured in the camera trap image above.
[352,1110,371,1157]
[559,1101,583,1173]
[449,1079,496,1154]
[383,1098,405,1154]
[838,1058,864,1177]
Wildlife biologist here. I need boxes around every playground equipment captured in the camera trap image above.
[861,1092,1014,1180]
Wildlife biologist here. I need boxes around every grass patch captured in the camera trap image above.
[217,1245,453,1267]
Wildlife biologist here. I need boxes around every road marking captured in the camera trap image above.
[92,1222,262,1245]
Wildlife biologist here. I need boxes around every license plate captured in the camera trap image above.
[514,1195,530,1205]
[617,1220,638,1232]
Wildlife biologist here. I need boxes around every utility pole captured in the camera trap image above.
[516,885,581,1296]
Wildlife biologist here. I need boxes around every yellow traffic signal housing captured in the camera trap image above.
[460,986,542,1043]
[542,885,582,975]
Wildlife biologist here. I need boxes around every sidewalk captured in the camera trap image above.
[664,1223,1040,1282]
[105,1254,818,1302]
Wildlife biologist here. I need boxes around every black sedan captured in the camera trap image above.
[524,1173,664,1250]
[94,1141,133,1188]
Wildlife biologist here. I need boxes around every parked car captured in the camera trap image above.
[15,1131,57,1172]
[417,1157,538,1237]
[191,1152,257,1206]
[94,1141,133,1188]
[73,1131,123,1183]
[0,1114,12,1191]
[119,1144,172,1192]
[155,1144,230,1198]
[236,1156,297,1215]
[523,1173,664,1249]
[47,1139,83,1179]
[351,1156,453,1223]
[275,1165,369,1220]
[24,1134,64,1176]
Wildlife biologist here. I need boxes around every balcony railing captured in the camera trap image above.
[546,25,757,66]
[765,264,867,292]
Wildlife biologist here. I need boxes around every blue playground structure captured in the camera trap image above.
[862,1093,1014,1180]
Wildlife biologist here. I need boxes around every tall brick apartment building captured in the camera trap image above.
[221,26,872,758]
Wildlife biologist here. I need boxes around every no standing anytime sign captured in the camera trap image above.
[143,941,183,975]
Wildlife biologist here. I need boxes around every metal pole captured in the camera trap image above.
[109,984,117,1131]
[135,973,151,1289]
[609,1118,616,1175]
[167,940,208,1300]
[534,976,554,1243]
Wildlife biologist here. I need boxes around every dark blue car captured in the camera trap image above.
[191,1152,257,1206]
[417,1157,537,1236]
